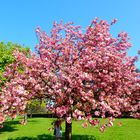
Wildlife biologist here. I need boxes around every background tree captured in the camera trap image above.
[27,99,47,118]
[0,42,30,127]
[0,42,30,88]
[0,19,140,140]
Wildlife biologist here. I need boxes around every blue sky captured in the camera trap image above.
[0,0,140,68]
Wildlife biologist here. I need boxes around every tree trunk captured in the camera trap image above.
[65,121,72,140]
[30,112,32,118]
[24,113,27,121]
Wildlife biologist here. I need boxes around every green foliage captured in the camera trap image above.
[0,42,30,87]
[27,99,47,114]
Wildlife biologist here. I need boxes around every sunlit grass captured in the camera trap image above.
[0,117,139,140]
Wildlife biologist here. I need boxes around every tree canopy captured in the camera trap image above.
[0,19,140,139]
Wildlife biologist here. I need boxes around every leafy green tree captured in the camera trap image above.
[0,42,30,87]
[27,99,47,117]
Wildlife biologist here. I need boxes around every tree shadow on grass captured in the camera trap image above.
[0,121,19,133]
[0,119,39,134]
[72,135,96,140]
[7,134,97,140]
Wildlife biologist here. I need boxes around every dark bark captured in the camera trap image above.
[65,121,72,140]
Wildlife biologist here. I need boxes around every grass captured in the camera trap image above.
[0,117,140,140]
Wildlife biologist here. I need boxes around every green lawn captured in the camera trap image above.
[0,117,140,140]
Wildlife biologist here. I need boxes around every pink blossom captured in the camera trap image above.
[111,19,118,25]
[82,122,88,128]
[107,121,113,127]
[66,117,72,124]
[0,114,5,124]
[99,124,106,132]
[94,111,100,116]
